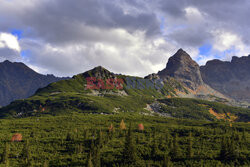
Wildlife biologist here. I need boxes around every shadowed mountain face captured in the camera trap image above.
[0,60,67,106]
[158,49,204,90]
[200,55,250,102]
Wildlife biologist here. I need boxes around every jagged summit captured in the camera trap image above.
[75,66,115,79]
[158,48,204,89]
[172,48,190,58]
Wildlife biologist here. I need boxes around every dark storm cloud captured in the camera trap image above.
[17,0,160,44]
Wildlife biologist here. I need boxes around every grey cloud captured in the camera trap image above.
[159,0,250,46]
[16,0,160,44]
[0,47,20,62]
[168,27,213,47]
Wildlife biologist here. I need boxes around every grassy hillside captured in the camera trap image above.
[0,67,249,122]
[0,67,180,118]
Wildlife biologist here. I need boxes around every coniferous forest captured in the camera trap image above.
[0,113,249,167]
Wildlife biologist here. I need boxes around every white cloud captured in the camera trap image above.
[0,32,21,61]
[0,33,21,52]
[211,30,250,60]
[20,28,177,77]
[184,7,204,23]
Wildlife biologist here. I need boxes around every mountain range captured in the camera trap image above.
[0,49,250,122]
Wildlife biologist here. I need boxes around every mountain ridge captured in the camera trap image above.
[0,60,68,106]
[201,54,250,103]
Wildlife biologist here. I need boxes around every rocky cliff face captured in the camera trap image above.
[0,60,67,106]
[158,49,204,90]
[144,49,231,103]
[200,55,250,102]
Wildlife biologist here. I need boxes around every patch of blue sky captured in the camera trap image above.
[199,44,212,55]
[11,29,23,40]
[160,17,165,31]
[21,50,31,59]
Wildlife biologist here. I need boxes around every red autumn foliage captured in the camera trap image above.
[138,123,144,131]
[11,133,22,142]
[109,124,115,132]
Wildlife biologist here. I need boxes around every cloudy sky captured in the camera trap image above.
[0,0,250,77]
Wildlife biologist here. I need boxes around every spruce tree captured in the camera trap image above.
[219,137,227,160]
[96,130,103,148]
[87,152,94,167]
[22,140,31,165]
[151,137,159,161]
[219,136,238,160]
[170,133,180,159]
[2,142,9,164]
[188,132,193,158]
[163,154,173,167]
[93,147,101,167]
[123,123,137,165]
[43,160,49,167]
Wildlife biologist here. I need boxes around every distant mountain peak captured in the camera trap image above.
[158,49,204,89]
[3,60,12,64]
[0,60,66,106]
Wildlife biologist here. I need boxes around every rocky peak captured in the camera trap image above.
[79,66,116,79]
[158,48,204,89]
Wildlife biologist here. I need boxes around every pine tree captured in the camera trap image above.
[93,147,101,167]
[2,142,9,164]
[151,137,159,161]
[123,123,137,165]
[90,138,95,155]
[219,136,238,160]
[96,130,103,148]
[170,133,180,159]
[165,131,170,147]
[84,129,89,140]
[188,132,193,158]
[76,143,83,154]
[242,128,246,141]
[43,160,49,167]
[66,132,74,141]
[163,154,173,167]
[30,131,34,138]
[22,140,31,165]
[219,136,227,160]
[87,152,94,167]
